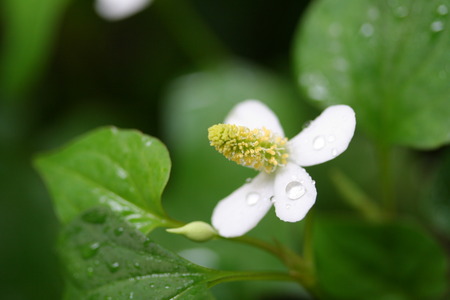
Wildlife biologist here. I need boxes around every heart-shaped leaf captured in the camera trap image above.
[35,127,177,233]
[60,206,217,299]
[294,0,450,148]
[314,216,448,300]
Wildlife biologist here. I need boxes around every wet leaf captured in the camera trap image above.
[60,207,216,299]
[35,127,177,233]
[294,0,450,148]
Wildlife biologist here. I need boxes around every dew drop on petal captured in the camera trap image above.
[313,136,326,150]
[327,135,336,142]
[246,192,260,206]
[285,204,291,209]
[331,148,338,157]
[245,178,253,183]
[270,196,276,203]
[285,181,306,200]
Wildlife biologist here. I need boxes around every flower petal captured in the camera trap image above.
[288,105,356,167]
[224,100,285,137]
[95,0,152,21]
[211,172,274,237]
[273,163,316,222]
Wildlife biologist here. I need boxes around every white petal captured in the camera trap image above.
[224,100,285,137]
[95,0,152,21]
[288,105,356,167]
[211,172,274,237]
[273,163,317,222]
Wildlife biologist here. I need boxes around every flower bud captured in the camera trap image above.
[166,221,217,242]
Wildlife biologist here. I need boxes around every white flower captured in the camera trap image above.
[208,100,356,237]
[95,0,153,21]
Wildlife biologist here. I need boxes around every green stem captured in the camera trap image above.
[330,168,383,222]
[227,233,320,298]
[208,270,294,288]
[153,0,229,68]
[228,235,282,258]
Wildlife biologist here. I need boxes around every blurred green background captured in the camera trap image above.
[1,0,449,299]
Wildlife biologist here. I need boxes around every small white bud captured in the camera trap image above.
[166,221,217,242]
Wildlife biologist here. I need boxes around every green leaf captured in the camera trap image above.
[0,0,71,101]
[60,206,217,299]
[294,0,450,148]
[35,127,177,233]
[314,216,448,300]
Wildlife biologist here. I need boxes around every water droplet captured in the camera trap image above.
[360,23,374,37]
[331,148,338,157]
[165,285,170,289]
[312,180,316,185]
[367,6,379,20]
[129,292,134,299]
[245,178,253,183]
[82,210,107,224]
[313,136,326,150]
[108,262,120,273]
[328,22,342,37]
[327,135,336,142]
[333,57,348,71]
[246,192,260,206]
[309,84,328,101]
[437,4,448,15]
[301,73,329,101]
[134,262,141,269]
[145,140,152,147]
[430,20,444,32]
[116,168,128,179]
[114,227,124,236]
[110,127,118,135]
[81,242,101,259]
[285,181,306,200]
[394,6,409,18]
[285,204,291,209]
[270,196,276,203]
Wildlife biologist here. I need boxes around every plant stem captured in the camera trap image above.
[153,0,229,68]
[227,231,320,298]
[330,168,383,222]
[229,235,282,258]
[208,270,295,288]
